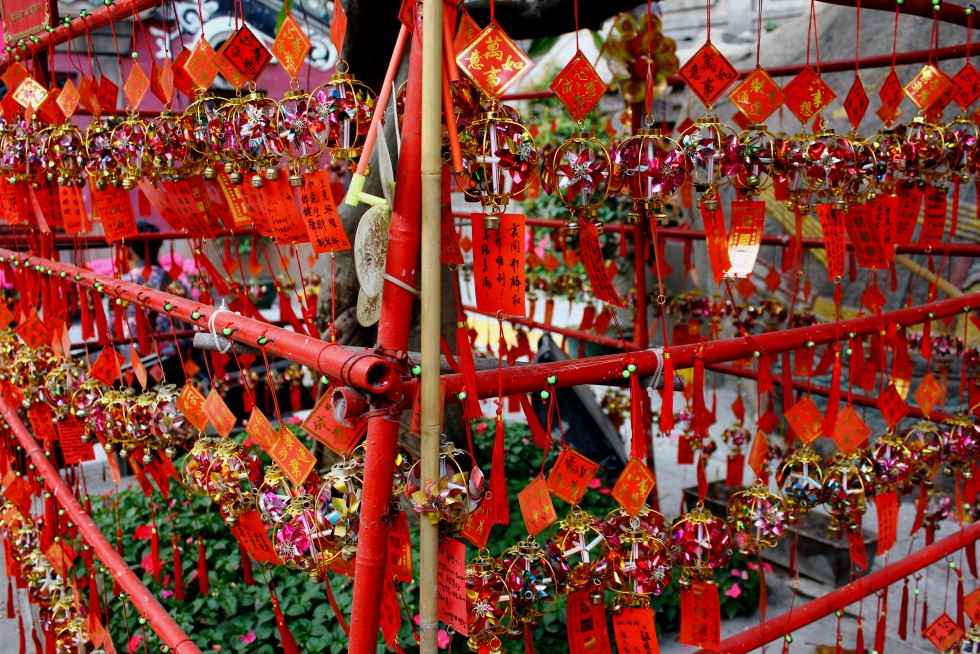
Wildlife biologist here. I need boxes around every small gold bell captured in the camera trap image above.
[251,174,264,188]
[624,211,639,225]
[122,177,136,190]
[142,452,153,465]
[95,179,107,191]
[701,197,720,211]
[265,167,280,181]
[746,174,761,188]
[118,447,129,459]
[289,173,304,187]
[229,171,244,185]
[203,166,217,180]
[224,514,239,527]
[165,446,178,459]
[224,162,235,174]
[484,214,501,230]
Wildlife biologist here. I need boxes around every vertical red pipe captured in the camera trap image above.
[0,398,202,654]
[347,21,424,654]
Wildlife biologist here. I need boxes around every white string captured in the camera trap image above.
[206,300,234,355]
[645,347,665,391]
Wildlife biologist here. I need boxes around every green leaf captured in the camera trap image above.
[275,0,292,34]
[591,30,604,53]
[527,36,560,59]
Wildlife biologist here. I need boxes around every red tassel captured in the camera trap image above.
[660,353,674,434]
[967,542,978,579]
[757,353,773,395]
[957,572,965,630]
[456,322,483,421]
[874,592,887,654]
[629,369,647,461]
[524,623,536,654]
[18,610,25,654]
[142,241,153,280]
[489,419,509,526]
[239,543,255,587]
[899,579,909,640]
[272,597,300,654]
[6,578,13,618]
[92,290,111,347]
[173,540,184,601]
[922,320,932,361]
[197,537,210,596]
[519,395,549,450]
[922,599,928,633]
[758,555,767,621]
[855,618,864,654]
[697,455,708,502]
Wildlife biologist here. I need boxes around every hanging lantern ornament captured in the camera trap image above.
[146,111,190,181]
[96,388,138,457]
[902,420,944,487]
[866,127,909,194]
[543,131,611,234]
[84,116,122,189]
[727,482,787,554]
[775,446,825,521]
[277,89,323,186]
[800,129,857,208]
[457,105,538,229]
[128,390,161,463]
[958,625,980,653]
[110,115,149,189]
[869,429,913,494]
[69,378,104,444]
[405,437,485,535]
[47,123,86,186]
[501,538,560,629]
[680,116,738,210]
[466,552,514,653]
[606,514,672,608]
[821,457,868,537]
[842,137,878,205]
[669,504,733,588]
[614,127,687,224]
[152,384,194,458]
[903,116,952,190]
[922,489,953,544]
[941,413,980,478]
[945,115,977,183]
[777,133,814,214]
[41,359,87,421]
[310,63,376,164]
[311,457,364,563]
[180,94,225,180]
[730,124,778,197]
[546,506,612,600]
[231,92,285,187]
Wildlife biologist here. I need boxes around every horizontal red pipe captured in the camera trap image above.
[0,397,202,653]
[703,520,980,654]
[819,0,977,30]
[501,43,970,102]
[0,0,163,71]
[0,249,400,395]
[442,291,980,399]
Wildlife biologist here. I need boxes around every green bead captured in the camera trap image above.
[411,365,422,376]
[968,6,973,14]
[785,635,793,643]
[627,364,637,373]
[74,274,82,281]
[222,327,233,336]
[319,375,329,384]
[164,302,173,312]
[846,348,853,356]
[131,52,138,59]
[59,271,66,278]
[139,617,147,624]
[622,370,631,379]
[540,390,550,399]
[546,375,557,384]
[457,391,467,400]
[257,336,268,345]
[191,311,201,319]
[115,298,122,306]
[753,351,760,358]
[914,588,920,595]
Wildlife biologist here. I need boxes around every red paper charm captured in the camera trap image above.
[727,67,784,124]
[550,51,607,123]
[456,23,535,98]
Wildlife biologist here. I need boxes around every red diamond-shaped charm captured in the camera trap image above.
[832,405,871,455]
[844,75,869,131]
[457,23,534,98]
[56,78,80,119]
[216,40,249,91]
[678,42,738,107]
[953,63,980,110]
[223,26,272,83]
[782,67,836,125]
[184,38,220,92]
[905,64,950,111]
[455,9,481,52]
[925,67,956,122]
[786,395,823,445]
[1,63,29,93]
[12,77,47,110]
[879,69,904,115]
[272,13,311,80]
[877,383,909,428]
[913,372,943,418]
[150,60,175,107]
[765,265,781,292]
[727,67,784,124]
[550,50,607,123]
[758,407,779,434]
[123,62,150,109]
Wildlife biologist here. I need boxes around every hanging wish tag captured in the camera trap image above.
[610,459,656,517]
[472,213,526,317]
[700,203,731,284]
[547,447,600,506]
[726,199,765,278]
[436,539,469,636]
[816,204,846,281]
[579,221,623,306]
[875,490,899,555]
[203,390,237,439]
[518,474,558,536]
[679,581,720,650]
[568,589,613,654]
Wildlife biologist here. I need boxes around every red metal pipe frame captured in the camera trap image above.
[0,249,400,395]
[347,20,425,654]
[0,397,202,653]
[442,291,980,400]
[701,521,980,654]
[0,0,163,71]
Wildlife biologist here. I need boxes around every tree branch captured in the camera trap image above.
[464,0,650,40]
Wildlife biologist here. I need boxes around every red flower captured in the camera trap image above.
[133,525,153,541]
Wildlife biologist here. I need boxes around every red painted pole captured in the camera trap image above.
[700,521,980,654]
[0,397,202,653]
[347,19,424,654]
[0,0,163,71]
[0,250,398,394]
[442,291,980,400]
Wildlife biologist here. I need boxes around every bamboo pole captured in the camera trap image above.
[420,0,445,651]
